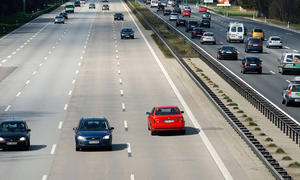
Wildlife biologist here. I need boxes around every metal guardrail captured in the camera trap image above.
[125,1,293,179]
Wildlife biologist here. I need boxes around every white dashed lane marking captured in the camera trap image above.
[42,175,47,180]
[122,103,126,111]
[68,90,72,96]
[120,90,124,96]
[32,71,37,75]
[270,71,275,74]
[124,121,128,131]
[4,105,11,112]
[16,92,21,97]
[50,144,57,155]
[72,79,76,84]
[58,121,63,129]
[25,80,30,85]
[127,143,132,157]
[130,174,135,180]
[64,104,68,110]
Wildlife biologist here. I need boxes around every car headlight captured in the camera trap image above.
[0,137,4,142]
[77,136,85,140]
[19,137,26,141]
[103,135,110,139]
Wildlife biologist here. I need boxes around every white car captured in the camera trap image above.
[169,13,179,21]
[201,32,216,44]
[168,0,175,5]
[266,36,282,48]
[226,22,245,43]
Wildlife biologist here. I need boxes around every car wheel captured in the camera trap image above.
[132,36,134,39]
[258,70,262,74]
[282,70,285,75]
[260,50,263,53]
[76,146,80,151]
[191,36,194,39]
[285,99,291,107]
[185,29,188,32]
[180,129,186,135]
[121,36,123,39]
[213,42,216,45]
[107,145,112,151]
[242,69,246,74]
[282,99,286,104]
[266,45,269,48]
[245,49,248,53]
[280,46,283,49]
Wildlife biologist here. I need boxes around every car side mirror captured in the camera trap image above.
[110,127,114,131]
[181,111,184,113]
[146,112,150,115]
[73,127,77,131]
[27,129,31,132]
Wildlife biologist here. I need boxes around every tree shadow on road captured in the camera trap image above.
[155,126,200,136]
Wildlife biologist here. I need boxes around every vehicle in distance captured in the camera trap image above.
[65,2,74,13]
[241,56,262,74]
[227,22,245,43]
[147,106,185,135]
[245,37,263,53]
[150,0,159,8]
[173,7,181,14]
[157,4,165,12]
[74,1,81,7]
[73,117,114,151]
[160,0,168,7]
[121,28,134,39]
[169,13,179,21]
[168,0,175,5]
[102,0,109,2]
[217,46,238,60]
[266,36,282,48]
[0,120,31,150]
[89,3,96,9]
[163,9,172,16]
[145,0,151,5]
[251,28,265,40]
[114,13,124,20]
[54,15,65,24]
[185,20,198,32]
[102,4,109,10]
[80,0,86,4]
[183,4,191,12]
[282,77,300,106]
[200,32,216,44]
[191,27,205,39]
[60,12,68,19]
[199,19,210,28]
[182,10,191,17]
[278,53,300,75]
[202,12,211,20]
[199,7,207,12]
[176,18,186,27]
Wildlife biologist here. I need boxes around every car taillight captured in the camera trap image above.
[220,50,224,54]
[178,118,183,122]
[248,44,253,46]
[258,44,263,47]
[244,62,247,67]
[193,31,196,34]
[213,37,216,39]
[259,63,262,67]
[202,36,206,38]
[283,62,285,67]
[288,85,293,95]
[234,51,237,54]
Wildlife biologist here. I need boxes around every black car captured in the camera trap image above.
[89,3,96,9]
[191,27,205,39]
[245,37,263,53]
[0,120,31,150]
[74,117,114,151]
[163,9,172,16]
[185,20,198,32]
[173,7,181,14]
[157,4,165,12]
[102,4,109,10]
[200,19,210,28]
[121,28,134,39]
[114,13,124,20]
[74,1,81,7]
[217,46,238,60]
[241,56,262,74]
[176,18,186,27]
[60,12,68,19]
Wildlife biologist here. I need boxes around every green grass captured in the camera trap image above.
[288,162,300,168]
[245,117,253,121]
[227,103,238,106]
[282,156,292,161]
[237,110,244,113]
[218,90,223,93]
[208,5,255,17]
[242,114,247,117]
[254,127,261,131]
[151,34,173,58]
[275,148,285,154]
[268,143,277,147]
[265,137,273,142]
[249,122,257,126]
[233,107,239,109]
[259,133,266,136]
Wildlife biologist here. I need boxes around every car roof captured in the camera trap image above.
[81,117,107,121]
[155,106,179,109]
[269,36,280,38]
[221,45,235,48]
[245,56,260,60]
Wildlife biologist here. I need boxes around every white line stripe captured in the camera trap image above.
[124,121,128,129]
[270,71,275,74]
[118,69,121,74]
[64,104,68,110]
[48,51,51,54]
[12,52,16,55]
[50,144,56,154]
[284,46,290,49]
[16,48,20,51]
[116,55,119,59]
[120,90,124,96]
[286,80,290,83]
[39,63,43,67]
[42,175,47,180]
[116,50,118,53]
[122,2,233,179]
[293,49,299,52]
[75,70,79,74]
[2,59,7,63]
[80,56,83,60]
[119,79,122,84]
[68,90,72,96]
[72,79,76,84]
[122,103,126,111]
[78,62,81,66]
[32,71,37,75]
[127,143,131,153]
[82,50,85,54]
[117,62,120,66]
[7,55,12,58]
[58,121,63,129]
[16,92,21,97]
[44,57,47,60]
[25,80,30,85]
[130,174,134,180]
[4,105,11,112]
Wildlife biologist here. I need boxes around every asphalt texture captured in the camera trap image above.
[0,0,274,180]
[144,3,300,124]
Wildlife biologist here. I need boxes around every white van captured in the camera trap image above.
[227,23,245,43]
[150,0,159,8]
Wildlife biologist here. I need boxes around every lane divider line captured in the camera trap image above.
[50,144,56,155]
[120,90,124,96]
[4,105,11,112]
[118,69,121,74]
[16,92,21,97]
[122,103,126,111]
[130,174,134,180]
[119,79,122,84]
[68,90,72,96]
[64,104,68,110]
[127,143,132,157]
[32,71,37,75]
[58,121,63,129]
[42,175,47,180]
[124,121,128,131]
[72,79,76,84]
[25,80,30,85]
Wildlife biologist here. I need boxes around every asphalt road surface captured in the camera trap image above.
[0,0,273,180]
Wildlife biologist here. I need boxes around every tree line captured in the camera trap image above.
[231,0,300,23]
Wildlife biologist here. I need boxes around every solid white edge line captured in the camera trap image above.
[64,104,68,110]
[124,121,128,129]
[122,103,126,111]
[58,121,63,129]
[150,4,300,127]
[4,105,11,112]
[50,144,56,154]
[26,80,30,85]
[119,79,122,84]
[68,90,72,96]
[127,142,131,153]
[120,90,124,96]
[130,174,134,180]
[16,92,21,97]
[42,175,47,180]
[122,2,233,179]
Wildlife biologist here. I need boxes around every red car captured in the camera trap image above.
[147,106,185,135]
[182,10,191,17]
[199,7,207,12]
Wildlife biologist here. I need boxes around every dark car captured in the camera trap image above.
[73,117,114,151]
[241,56,262,74]
[102,0,109,2]
[157,4,165,12]
[217,46,238,60]
[102,4,109,10]
[0,120,31,150]
[121,28,134,39]
[173,7,181,14]
[185,20,198,32]
[191,27,205,39]
[200,19,210,28]
[176,18,186,27]
[60,12,68,19]
[114,13,124,20]
[163,9,172,16]
[89,3,96,9]
[245,37,263,53]
[74,1,81,7]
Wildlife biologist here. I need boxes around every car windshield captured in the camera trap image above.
[194,28,202,32]
[56,16,63,18]
[249,39,261,44]
[79,120,109,131]
[202,20,209,23]
[222,46,235,51]
[237,27,243,32]
[123,29,133,32]
[115,13,122,16]
[292,85,300,92]
[189,21,198,25]
[155,108,180,115]
[246,57,259,63]
[0,122,27,132]
[231,27,236,32]
[271,37,280,41]
[66,5,73,8]
[204,33,213,36]
[254,29,263,32]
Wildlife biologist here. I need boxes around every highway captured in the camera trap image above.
[0,0,273,180]
[143,3,300,124]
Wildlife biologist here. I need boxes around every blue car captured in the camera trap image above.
[73,117,114,151]
[0,120,31,150]
[245,37,263,53]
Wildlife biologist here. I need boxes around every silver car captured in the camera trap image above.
[54,15,65,24]
[169,13,179,21]
[200,32,216,45]
[202,12,211,20]
[282,77,300,106]
[266,36,282,48]
[102,4,109,10]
